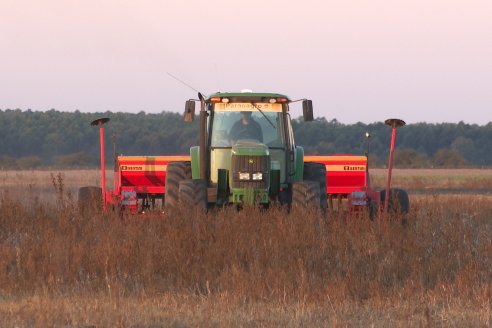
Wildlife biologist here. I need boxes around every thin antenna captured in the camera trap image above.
[167,72,201,94]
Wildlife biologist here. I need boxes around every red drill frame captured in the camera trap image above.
[89,117,407,216]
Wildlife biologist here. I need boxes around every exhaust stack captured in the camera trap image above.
[91,117,110,210]
[384,118,405,214]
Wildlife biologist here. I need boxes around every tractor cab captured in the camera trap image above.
[178,91,315,206]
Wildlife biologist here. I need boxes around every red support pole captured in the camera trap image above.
[383,118,405,215]
[99,126,106,211]
[384,127,397,213]
[91,117,110,212]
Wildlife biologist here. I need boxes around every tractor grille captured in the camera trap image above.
[232,155,269,189]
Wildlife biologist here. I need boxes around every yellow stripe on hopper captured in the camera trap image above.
[120,165,168,171]
[326,165,366,172]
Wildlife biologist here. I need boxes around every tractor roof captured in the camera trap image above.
[206,91,291,103]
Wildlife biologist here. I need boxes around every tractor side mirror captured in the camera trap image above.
[184,100,195,122]
[302,99,314,122]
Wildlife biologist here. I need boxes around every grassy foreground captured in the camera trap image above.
[0,171,491,326]
[3,168,492,200]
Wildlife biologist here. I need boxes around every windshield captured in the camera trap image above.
[211,103,285,148]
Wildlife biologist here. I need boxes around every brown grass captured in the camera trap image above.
[0,170,108,205]
[2,168,492,199]
[370,168,492,190]
[0,170,491,326]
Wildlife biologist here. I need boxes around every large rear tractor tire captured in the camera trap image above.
[165,161,192,207]
[303,162,328,214]
[291,180,321,213]
[178,179,208,212]
[78,186,102,214]
[380,188,410,214]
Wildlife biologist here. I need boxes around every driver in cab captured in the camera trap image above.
[229,111,263,144]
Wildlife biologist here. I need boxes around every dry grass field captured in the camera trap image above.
[0,169,491,327]
[370,168,492,192]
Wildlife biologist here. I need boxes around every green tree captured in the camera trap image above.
[16,156,43,169]
[432,148,469,168]
[0,156,17,169]
[394,148,430,168]
[55,152,96,168]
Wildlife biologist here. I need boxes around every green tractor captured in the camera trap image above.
[164,91,326,212]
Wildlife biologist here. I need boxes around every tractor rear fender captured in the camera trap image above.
[293,146,304,182]
[190,146,200,179]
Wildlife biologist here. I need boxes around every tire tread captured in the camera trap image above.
[165,161,192,207]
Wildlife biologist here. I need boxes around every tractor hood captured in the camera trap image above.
[231,140,269,157]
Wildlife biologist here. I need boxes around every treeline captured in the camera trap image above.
[1,109,491,169]
[0,109,198,169]
[294,118,492,168]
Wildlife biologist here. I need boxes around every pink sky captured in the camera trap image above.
[1,0,491,124]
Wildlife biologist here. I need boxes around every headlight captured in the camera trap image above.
[238,172,250,180]
[252,172,263,180]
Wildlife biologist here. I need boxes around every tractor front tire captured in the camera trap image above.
[303,162,328,214]
[291,180,321,213]
[380,188,410,214]
[165,161,192,207]
[178,179,208,212]
[78,186,102,214]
